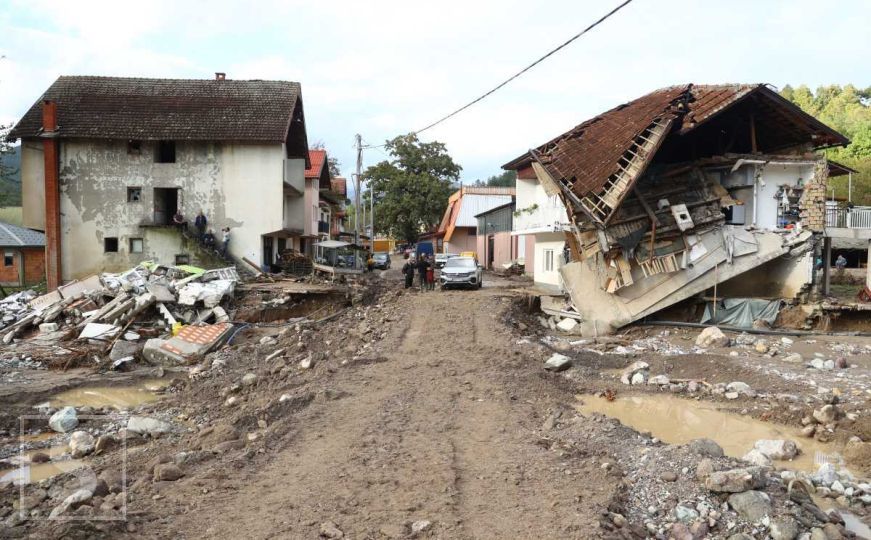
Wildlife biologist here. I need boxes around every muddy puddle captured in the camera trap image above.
[576,394,841,472]
[49,379,168,410]
[0,444,87,485]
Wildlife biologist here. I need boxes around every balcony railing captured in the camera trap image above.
[826,206,871,229]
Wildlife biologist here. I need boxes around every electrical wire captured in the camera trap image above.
[413,0,636,135]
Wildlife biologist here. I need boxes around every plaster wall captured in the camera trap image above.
[54,139,285,279]
[21,141,45,231]
[513,177,569,233]
[534,232,565,289]
[723,163,816,230]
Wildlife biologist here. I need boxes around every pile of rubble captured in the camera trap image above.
[0,262,240,369]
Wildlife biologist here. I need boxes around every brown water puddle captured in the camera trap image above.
[576,394,841,472]
[0,444,87,485]
[50,379,168,410]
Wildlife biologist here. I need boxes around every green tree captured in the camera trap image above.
[0,123,21,206]
[780,85,871,203]
[363,134,461,243]
[473,170,516,187]
[309,140,342,177]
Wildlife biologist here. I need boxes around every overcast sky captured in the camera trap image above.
[1,0,869,183]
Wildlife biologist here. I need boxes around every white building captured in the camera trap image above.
[511,168,571,292]
[8,75,310,283]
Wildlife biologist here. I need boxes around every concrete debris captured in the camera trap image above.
[556,317,578,332]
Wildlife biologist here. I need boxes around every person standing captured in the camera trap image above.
[194,211,207,242]
[426,258,435,290]
[221,227,231,257]
[417,254,430,292]
[402,257,415,289]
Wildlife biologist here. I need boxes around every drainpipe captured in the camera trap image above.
[41,100,62,291]
[751,164,759,227]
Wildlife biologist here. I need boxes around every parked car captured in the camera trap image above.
[439,256,483,289]
[372,252,391,270]
[434,252,457,269]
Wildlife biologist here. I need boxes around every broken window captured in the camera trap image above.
[3,251,13,267]
[127,140,142,155]
[175,254,190,265]
[155,141,176,163]
[127,187,142,202]
[129,238,144,253]
[544,249,555,272]
[104,237,119,253]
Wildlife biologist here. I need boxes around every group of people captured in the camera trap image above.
[174,209,231,257]
[402,254,435,291]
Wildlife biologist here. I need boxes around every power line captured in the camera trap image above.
[415,0,636,135]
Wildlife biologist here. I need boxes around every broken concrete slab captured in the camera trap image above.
[79,323,120,340]
[143,323,234,365]
[38,322,59,333]
[109,340,141,361]
[147,283,177,303]
[556,318,578,332]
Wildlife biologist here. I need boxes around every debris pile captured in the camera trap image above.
[0,262,239,369]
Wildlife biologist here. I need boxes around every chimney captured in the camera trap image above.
[215,72,226,81]
[42,99,57,132]
[41,99,62,290]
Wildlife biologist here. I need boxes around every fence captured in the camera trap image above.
[826,206,871,229]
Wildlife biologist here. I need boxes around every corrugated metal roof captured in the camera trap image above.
[0,221,45,247]
[455,194,514,227]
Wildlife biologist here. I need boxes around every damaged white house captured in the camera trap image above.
[504,84,851,334]
[7,74,310,289]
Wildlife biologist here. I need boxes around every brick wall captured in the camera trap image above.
[799,160,828,232]
[0,248,46,286]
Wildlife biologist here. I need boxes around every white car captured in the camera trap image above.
[439,257,483,289]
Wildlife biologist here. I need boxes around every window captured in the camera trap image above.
[129,238,144,253]
[127,140,142,155]
[104,237,119,253]
[175,254,190,265]
[544,249,554,272]
[155,141,176,163]
[3,251,13,267]
[127,187,142,202]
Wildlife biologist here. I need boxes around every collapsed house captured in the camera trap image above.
[504,84,851,334]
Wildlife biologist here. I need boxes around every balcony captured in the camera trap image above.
[283,158,305,195]
[512,206,570,235]
[825,205,871,240]
[318,220,330,234]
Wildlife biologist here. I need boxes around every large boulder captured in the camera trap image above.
[727,490,771,521]
[754,439,799,460]
[742,449,772,467]
[127,416,173,437]
[726,381,755,397]
[543,353,571,372]
[705,466,767,493]
[687,438,725,458]
[49,489,93,518]
[620,361,649,385]
[49,406,78,433]
[696,326,730,348]
[68,431,96,458]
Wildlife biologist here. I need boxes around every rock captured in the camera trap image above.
[4,510,28,527]
[674,505,699,523]
[705,467,766,493]
[696,326,730,347]
[153,463,184,482]
[49,488,93,518]
[835,357,848,369]
[727,490,771,521]
[411,520,432,534]
[813,463,839,486]
[94,434,118,454]
[822,523,844,539]
[299,356,313,369]
[620,361,649,384]
[126,416,172,436]
[735,333,756,346]
[39,322,59,333]
[320,520,344,538]
[696,458,715,480]
[68,430,96,458]
[31,451,50,463]
[670,523,693,540]
[770,516,800,540]
[823,359,835,370]
[801,425,817,437]
[810,358,826,370]
[844,440,871,473]
[648,374,670,385]
[830,480,845,494]
[725,392,740,400]
[109,339,140,361]
[259,335,276,345]
[556,318,578,332]
[688,438,725,458]
[754,439,800,460]
[727,534,755,540]
[742,449,772,467]
[660,471,678,482]
[212,439,245,453]
[49,406,78,433]
[813,405,838,424]
[241,373,258,387]
[755,341,769,354]
[544,353,571,372]
[611,514,626,528]
[726,381,755,397]
[809,528,828,540]
[631,371,647,385]
[782,353,804,363]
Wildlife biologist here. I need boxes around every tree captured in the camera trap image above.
[780,85,871,203]
[309,140,342,177]
[473,170,516,187]
[363,134,461,243]
[0,123,21,207]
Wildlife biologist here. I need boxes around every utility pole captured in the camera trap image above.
[370,182,375,241]
[354,134,362,246]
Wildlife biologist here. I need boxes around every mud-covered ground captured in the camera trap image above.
[1,257,870,538]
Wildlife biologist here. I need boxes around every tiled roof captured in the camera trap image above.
[8,76,301,142]
[504,84,849,200]
[0,221,45,247]
[305,150,327,179]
